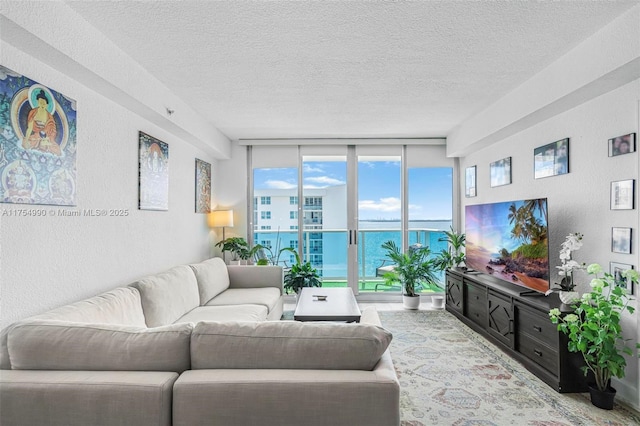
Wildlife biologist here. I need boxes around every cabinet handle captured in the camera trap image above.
[533,325,542,332]
[534,349,543,357]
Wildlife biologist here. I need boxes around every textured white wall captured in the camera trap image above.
[460,79,640,408]
[0,43,217,329]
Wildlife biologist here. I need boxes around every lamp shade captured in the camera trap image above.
[207,210,234,228]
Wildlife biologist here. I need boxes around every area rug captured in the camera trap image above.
[379,310,640,426]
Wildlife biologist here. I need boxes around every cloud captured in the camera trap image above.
[359,197,401,212]
[304,176,345,186]
[265,180,297,189]
[303,164,324,173]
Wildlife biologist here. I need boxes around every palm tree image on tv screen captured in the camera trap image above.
[465,198,549,293]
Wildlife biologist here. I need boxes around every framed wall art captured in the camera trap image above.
[490,157,511,187]
[611,227,632,254]
[195,158,211,213]
[534,138,569,179]
[608,133,636,157]
[0,65,78,206]
[465,165,476,197]
[138,131,169,211]
[610,179,635,210]
[610,262,634,295]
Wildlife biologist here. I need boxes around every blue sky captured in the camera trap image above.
[254,161,452,221]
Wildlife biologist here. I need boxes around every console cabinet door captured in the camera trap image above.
[446,272,463,314]
[487,290,514,349]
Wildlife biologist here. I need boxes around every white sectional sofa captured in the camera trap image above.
[0,257,400,426]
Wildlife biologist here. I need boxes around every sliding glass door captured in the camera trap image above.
[301,154,348,285]
[356,151,402,293]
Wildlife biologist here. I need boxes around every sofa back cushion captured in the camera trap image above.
[191,321,392,371]
[189,257,230,305]
[131,265,200,327]
[0,286,145,370]
[8,321,192,373]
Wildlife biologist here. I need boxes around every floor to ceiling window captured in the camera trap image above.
[249,142,455,296]
[251,146,299,268]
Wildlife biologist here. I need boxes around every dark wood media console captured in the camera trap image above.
[445,268,588,393]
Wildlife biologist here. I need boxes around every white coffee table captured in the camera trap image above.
[293,287,361,322]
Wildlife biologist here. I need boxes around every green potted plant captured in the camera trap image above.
[549,263,639,410]
[381,240,441,310]
[281,248,322,295]
[434,227,466,271]
[215,237,263,265]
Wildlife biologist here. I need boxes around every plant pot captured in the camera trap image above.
[229,260,241,266]
[402,294,420,310]
[588,384,616,410]
[559,291,580,304]
[431,295,445,309]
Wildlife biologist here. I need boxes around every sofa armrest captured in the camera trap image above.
[0,370,177,426]
[227,265,283,293]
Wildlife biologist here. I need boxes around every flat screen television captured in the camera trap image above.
[465,198,550,294]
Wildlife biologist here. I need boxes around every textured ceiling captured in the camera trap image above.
[66,0,637,141]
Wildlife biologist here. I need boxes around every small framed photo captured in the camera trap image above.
[612,227,632,254]
[534,138,569,179]
[608,133,636,157]
[610,179,635,210]
[610,262,634,295]
[465,166,477,197]
[490,157,511,187]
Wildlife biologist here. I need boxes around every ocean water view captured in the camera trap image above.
[255,220,453,286]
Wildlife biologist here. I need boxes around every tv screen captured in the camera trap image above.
[465,198,549,293]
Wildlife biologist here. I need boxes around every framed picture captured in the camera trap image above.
[465,166,477,197]
[138,131,169,211]
[195,158,211,213]
[534,138,569,179]
[0,65,78,206]
[490,157,511,187]
[610,262,634,295]
[611,227,632,254]
[610,179,635,210]
[608,133,636,157]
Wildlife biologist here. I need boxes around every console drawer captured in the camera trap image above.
[518,333,559,375]
[465,282,487,327]
[516,305,558,348]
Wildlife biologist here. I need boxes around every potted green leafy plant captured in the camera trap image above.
[281,248,322,295]
[549,263,639,410]
[433,227,466,271]
[381,240,441,310]
[215,237,263,264]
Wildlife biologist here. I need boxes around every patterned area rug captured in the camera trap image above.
[379,310,640,426]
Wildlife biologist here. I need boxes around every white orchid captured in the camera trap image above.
[556,233,585,291]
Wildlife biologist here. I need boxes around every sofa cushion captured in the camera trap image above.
[8,321,192,373]
[131,265,200,327]
[189,257,230,305]
[175,305,268,323]
[191,321,392,371]
[0,370,177,426]
[204,288,281,312]
[0,286,145,370]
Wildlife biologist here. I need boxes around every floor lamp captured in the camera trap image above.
[207,210,234,262]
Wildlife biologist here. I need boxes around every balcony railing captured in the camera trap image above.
[253,226,449,292]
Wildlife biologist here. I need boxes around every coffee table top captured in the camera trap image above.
[293,287,361,322]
